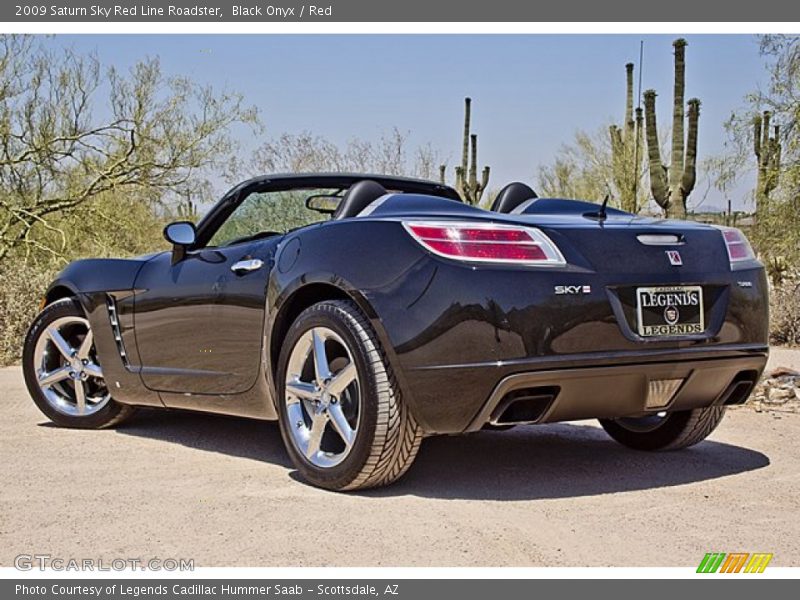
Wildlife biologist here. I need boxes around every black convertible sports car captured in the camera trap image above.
[23,173,769,490]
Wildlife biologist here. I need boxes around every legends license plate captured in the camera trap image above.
[636,286,704,337]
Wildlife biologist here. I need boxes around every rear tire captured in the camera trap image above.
[276,300,422,491]
[23,298,136,429]
[599,406,726,451]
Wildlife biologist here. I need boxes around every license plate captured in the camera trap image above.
[636,286,704,337]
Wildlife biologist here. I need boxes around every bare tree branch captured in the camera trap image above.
[0,34,260,262]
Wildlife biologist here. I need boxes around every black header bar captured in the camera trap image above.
[4,1,800,22]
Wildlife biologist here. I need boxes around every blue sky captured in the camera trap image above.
[48,35,768,210]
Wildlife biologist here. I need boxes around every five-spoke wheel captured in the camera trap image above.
[276,300,422,491]
[32,315,110,416]
[284,327,360,468]
[23,298,135,428]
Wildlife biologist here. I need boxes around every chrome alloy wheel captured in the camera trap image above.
[284,327,361,468]
[32,315,110,416]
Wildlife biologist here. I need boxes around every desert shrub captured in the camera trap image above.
[0,34,258,364]
[0,266,57,365]
[0,191,168,366]
[770,278,800,346]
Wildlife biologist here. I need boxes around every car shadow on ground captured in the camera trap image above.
[108,408,294,468]
[101,409,769,501]
[371,424,770,501]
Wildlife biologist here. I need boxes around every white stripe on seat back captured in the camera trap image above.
[511,198,539,214]
[356,194,394,217]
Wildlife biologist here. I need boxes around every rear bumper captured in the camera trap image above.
[398,346,768,433]
[463,353,767,432]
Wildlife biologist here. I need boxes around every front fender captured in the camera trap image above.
[48,257,152,297]
[41,256,165,409]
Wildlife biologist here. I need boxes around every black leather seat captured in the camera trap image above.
[333,180,388,220]
[490,182,538,213]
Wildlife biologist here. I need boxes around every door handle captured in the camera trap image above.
[231,258,264,274]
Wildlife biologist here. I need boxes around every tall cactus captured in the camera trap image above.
[176,194,198,221]
[643,38,701,218]
[753,110,781,214]
[609,62,644,213]
[441,97,490,205]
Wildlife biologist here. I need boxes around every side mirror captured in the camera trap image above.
[164,221,196,264]
[305,194,342,215]
[164,221,196,246]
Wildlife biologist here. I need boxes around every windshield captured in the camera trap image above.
[207,187,343,247]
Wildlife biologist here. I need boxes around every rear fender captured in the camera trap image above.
[267,221,433,423]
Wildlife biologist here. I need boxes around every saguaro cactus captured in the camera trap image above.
[441,97,490,205]
[643,39,701,218]
[176,194,198,221]
[753,110,781,214]
[609,62,644,213]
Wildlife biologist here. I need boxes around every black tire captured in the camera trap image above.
[276,300,422,491]
[23,298,136,429]
[599,406,727,451]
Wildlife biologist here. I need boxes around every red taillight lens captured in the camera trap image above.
[407,225,533,244]
[718,227,755,264]
[403,221,565,266]
[424,239,548,261]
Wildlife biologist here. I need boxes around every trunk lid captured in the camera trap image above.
[511,212,731,275]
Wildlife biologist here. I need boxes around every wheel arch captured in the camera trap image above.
[44,283,79,305]
[266,276,422,429]
[43,281,96,320]
[268,280,379,380]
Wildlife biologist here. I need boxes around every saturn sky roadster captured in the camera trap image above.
[23,173,769,490]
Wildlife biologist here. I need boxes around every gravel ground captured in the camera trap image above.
[1,348,798,567]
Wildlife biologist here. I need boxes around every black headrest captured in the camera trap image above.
[491,182,538,213]
[333,180,388,220]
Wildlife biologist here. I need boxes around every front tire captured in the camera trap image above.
[599,406,727,451]
[276,300,422,491]
[23,298,135,429]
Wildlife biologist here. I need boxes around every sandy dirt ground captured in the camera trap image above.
[1,349,798,568]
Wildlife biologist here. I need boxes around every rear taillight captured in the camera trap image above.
[716,226,756,266]
[403,221,565,266]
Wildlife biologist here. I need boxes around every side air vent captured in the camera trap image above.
[490,386,559,425]
[106,295,129,366]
